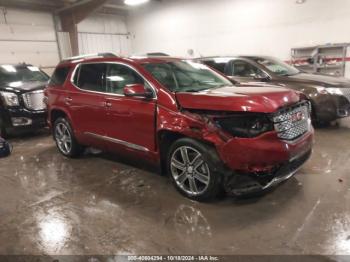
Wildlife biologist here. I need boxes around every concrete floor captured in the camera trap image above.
[0,126,349,256]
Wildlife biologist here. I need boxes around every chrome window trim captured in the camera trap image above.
[84,132,150,152]
[69,61,158,100]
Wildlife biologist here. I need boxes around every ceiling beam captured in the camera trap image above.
[0,0,63,11]
[57,0,94,13]
[58,0,108,22]
[58,0,108,56]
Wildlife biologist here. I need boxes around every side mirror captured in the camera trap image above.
[123,84,154,99]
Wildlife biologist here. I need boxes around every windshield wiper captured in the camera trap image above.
[182,88,211,93]
[182,84,230,93]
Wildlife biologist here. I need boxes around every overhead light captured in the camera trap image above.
[124,0,149,6]
[1,65,17,73]
[27,66,40,72]
[296,0,306,4]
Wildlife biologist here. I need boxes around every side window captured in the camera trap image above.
[74,63,106,92]
[106,64,145,95]
[231,60,264,78]
[202,60,226,73]
[49,66,70,86]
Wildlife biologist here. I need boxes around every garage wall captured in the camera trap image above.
[127,0,350,61]
[77,13,131,56]
[0,7,60,75]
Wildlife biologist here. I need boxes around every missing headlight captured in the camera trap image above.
[214,114,273,138]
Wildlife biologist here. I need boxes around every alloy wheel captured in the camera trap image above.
[55,122,72,155]
[170,146,210,196]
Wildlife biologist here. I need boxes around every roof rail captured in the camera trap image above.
[146,52,170,57]
[130,52,170,58]
[61,53,118,63]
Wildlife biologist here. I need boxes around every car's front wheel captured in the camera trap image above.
[0,124,7,139]
[53,117,84,158]
[167,138,223,202]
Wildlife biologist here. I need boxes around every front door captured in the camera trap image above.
[228,59,268,83]
[103,63,157,153]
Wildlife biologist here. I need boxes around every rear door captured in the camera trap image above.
[103,63,157,153]
[68,63,107,148]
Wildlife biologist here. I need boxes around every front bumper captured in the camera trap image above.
[0,107,47,135]
[312,94,350,122]
[226,148,312,195]
[218,129,313,172]
[217,129,314,195]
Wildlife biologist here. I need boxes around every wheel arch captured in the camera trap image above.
[157,130,186,175]
[50,107,73,127]
[157,129,218,175]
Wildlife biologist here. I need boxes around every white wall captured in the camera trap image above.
[0,8,131,73]
[0,7,60,75]
[127,0,350,61]
[77,13,131,56]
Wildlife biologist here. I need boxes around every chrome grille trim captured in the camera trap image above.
[22,90,46,111]
[273,102,311,141]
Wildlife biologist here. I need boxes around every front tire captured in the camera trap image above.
[53,117,84,158]
[167,138,223,202]
[0,124,7,139]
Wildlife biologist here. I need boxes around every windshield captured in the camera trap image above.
[143,60,233,92]
[253,57,300,76]
[0,65,49,84]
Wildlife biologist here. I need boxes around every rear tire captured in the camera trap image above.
[53,117,84,158]
[167,138,223,202]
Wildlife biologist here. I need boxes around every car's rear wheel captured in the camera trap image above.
[167,138,223,202]
[54,117,84,158]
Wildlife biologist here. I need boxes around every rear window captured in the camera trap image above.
[73,63,106,92]
[49,66,70,86]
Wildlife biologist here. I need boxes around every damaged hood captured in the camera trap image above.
[176,85,300,113]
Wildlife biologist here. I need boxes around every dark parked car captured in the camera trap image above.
[197,56,350,125]
[46,54,313,201]
[0,64,49,137]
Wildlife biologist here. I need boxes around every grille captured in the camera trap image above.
[22,90,46,111]
[273,102,311,141]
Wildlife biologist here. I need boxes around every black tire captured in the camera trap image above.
[312,119,331,128]
[53,117,84,158]
[310,104,331,128]
[0,122,7,139]
[167,138,224,202]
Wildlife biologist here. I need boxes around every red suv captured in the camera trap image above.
[46,53,314,201]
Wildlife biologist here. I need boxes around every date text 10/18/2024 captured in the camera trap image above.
[128,256,220,261]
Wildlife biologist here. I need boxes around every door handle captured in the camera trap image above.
[104,101,112,108]
[64,97,72,105]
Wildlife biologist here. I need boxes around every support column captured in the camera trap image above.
[57,0,108,56]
